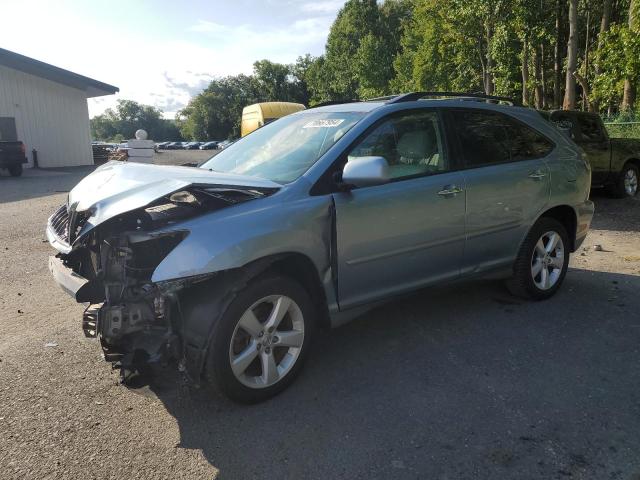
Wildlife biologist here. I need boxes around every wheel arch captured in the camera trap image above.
[623,157,640,171]
[258,252,331,331]
[537,205,578,251]
[177,251,331,383]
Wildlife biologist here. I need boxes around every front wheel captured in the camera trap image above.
[205,274,314,403]
[507,217,570,300]
[609,163,639,198]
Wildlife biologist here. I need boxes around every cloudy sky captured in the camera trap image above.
[0,0,344,118]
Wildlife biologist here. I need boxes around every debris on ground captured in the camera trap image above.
[44,342,58,348]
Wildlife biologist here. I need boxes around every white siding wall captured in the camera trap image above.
[0,64,93,168]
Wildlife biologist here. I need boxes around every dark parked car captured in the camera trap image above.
[0,141,27,176]
[165,142,183,150]
[184,142,201,150]
[543,110,640,197]
[156,142,170,150]
[199,141,219,150]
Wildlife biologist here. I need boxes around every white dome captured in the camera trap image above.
[135,129,148,140]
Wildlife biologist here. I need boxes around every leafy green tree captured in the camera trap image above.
[90,99,181,141]
[315,0,411,99]
[176,0,640,138]
[323,0,383,99]
[305,55,338,104]
[291,54,316,106]
[592,22,640,110]
[253,60,294,101]
[391,0,484,93]
[177,74,261,140]
[352,1,412,98]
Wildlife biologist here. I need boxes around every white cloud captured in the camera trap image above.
[188,20,227,33]
[0,1,341,119]
[300,0,345,14]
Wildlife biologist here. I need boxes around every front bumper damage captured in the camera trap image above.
[45,162,284,384]
[47,228,194,382]
[45,188,271,384]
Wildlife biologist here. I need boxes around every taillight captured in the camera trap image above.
[20,143,25,155]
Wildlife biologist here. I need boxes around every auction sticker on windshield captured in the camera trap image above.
[303,119,345,128]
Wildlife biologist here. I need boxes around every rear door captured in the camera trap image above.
[447,109,553,275]
[333,109,466,309]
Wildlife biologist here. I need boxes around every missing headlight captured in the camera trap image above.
[169,190,201,206]
[125,231,188,280]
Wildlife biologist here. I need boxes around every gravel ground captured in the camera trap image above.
[1,160,639,479]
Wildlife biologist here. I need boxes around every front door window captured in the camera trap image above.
[347,111,448,180]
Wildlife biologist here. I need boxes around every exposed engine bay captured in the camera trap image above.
[48,184,276,382]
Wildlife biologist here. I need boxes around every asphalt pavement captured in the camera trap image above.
[1,163,639,479]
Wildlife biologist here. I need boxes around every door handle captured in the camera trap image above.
[437,185,464,196]
[528,170,547,179]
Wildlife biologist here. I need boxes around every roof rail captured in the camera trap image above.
[387,91,520,106]
[309,99,360,108]
[365,95,399,102]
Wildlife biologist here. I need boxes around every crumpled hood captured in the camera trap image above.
[68,161,281,240]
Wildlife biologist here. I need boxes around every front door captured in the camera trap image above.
[333,109,466,309]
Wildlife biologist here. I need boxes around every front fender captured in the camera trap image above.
[151,195,334,284]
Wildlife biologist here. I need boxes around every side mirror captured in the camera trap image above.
[342,156,391,188]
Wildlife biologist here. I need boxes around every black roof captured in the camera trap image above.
[0,48,118,98]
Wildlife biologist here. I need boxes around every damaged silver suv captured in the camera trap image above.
[47,93,594,403]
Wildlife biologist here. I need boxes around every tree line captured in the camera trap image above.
[90,100,182,143]
[93,0,639,142]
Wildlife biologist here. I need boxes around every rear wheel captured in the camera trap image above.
[8,164,22,177]
[609,163,639,198]
[507,217,570,300]
[205,274,314,403]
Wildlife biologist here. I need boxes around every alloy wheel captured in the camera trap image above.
[531,231,565,290]
[228,295,305,389]
[624,168,638,196]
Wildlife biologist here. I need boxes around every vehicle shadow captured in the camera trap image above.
[0,166,96,204]
[589,189,640,233]
[138,268,640,479]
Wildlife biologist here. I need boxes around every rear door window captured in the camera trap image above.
[449,110,511,166]
[450,110,553,167]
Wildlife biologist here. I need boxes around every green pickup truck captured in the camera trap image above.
[543,110,639,198]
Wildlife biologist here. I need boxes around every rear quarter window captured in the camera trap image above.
[508,120,555,161]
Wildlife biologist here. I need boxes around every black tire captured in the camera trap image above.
[608,162,639,198]
[506,217,570,301]
[8,164,22,177]
[204,274,315,404]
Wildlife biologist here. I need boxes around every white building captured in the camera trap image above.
[0,48,118,168]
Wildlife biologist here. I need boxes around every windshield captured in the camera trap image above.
[200,111,364,183]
